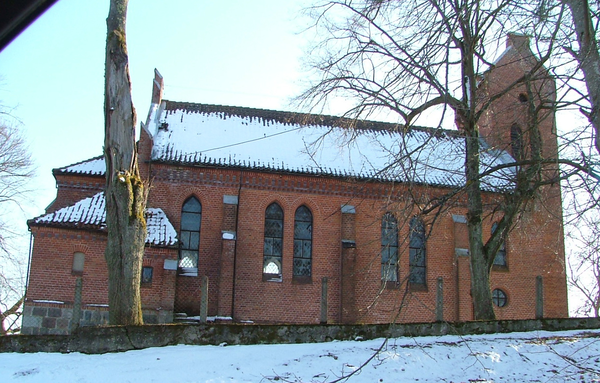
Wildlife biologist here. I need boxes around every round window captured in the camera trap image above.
[492,288,507,307]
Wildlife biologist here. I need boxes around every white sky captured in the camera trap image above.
[1,329,600,382]
[0,0,312,218]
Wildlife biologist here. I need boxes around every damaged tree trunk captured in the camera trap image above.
[104,0,147,325]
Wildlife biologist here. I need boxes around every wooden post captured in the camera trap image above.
[70,277,83,333]
[199,276,208,323]
[536,275,544,319]
[320,277,328,324]
[436,277,444,322]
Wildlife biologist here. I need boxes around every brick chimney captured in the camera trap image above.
[151,68,164,105]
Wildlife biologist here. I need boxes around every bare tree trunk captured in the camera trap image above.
[461,28,496,320]
[104,0,147,326]
[466,133,496,321]
[563,0,600,154]
[0,295,23,335]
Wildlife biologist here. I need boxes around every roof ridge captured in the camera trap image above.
[162,100,462,138]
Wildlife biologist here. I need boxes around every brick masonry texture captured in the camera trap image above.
[23,36,568,334]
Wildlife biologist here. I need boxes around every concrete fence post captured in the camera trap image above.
[536,275,544,319]
[199,276,209,323]
[436,277,444,322]
[320,277,328,324]
[70,277,83,333]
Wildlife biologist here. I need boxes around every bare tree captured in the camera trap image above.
[561,0,600,154]
[298,0,573,319]
[0,117,34,334]
[103,0,147,325]
[567,207,600,317]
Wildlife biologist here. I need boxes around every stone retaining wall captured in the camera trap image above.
[3,317,600,354]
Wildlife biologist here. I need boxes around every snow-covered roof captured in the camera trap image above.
[149,102,515,192]
[30,192,177,247]
[55,156,106,176]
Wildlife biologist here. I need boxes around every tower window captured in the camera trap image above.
[510,124,523,161]
[491,222,507,267]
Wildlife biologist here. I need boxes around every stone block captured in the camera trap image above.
[21,314,42,329]
[32,307,47,317]
[57,318,70,330]
[143,313,158,324]
[42,317,56,329]
[47,307,62,318]
[22,305,33,316]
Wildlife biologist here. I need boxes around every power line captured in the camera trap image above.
[196,125,304,155]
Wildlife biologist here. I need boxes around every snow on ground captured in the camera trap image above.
[2,329,600,382]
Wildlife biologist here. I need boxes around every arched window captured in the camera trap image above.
[492,288,508,307]
[491,222,507,267]
[263,203,284,280]
[179,197,201,270]
[381,213,398,282]
[293,205,312,277]
[510,124,523,161]
[72,252,85,274]
[409,217,426,285]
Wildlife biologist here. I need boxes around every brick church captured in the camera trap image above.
[22,35,568,334]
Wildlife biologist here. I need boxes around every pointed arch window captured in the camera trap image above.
[381,213,398,282]
[510,124,523,161]
[263,203,284,280]
[179,197,202,270]
[492,222,507,267]
[409,217,426,285]
[293,205,312,277]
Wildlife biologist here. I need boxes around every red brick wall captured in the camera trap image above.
[46,173,104,213]
[28,163,568,325]
[142,162,567,324]
[26,227,177,312]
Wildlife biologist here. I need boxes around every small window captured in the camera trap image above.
[409,217,426,285]
[381,213,398,282]
[72,252,85,274]
[141,266,153,284]
[518,93,528,103]
[263,203,283,280]
[293,205,312,277]
[491,222,507,267]
[492,288,507,307]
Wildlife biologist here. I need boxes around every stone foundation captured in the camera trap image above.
[21,303,173,335]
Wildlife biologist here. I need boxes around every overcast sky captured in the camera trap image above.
[0,0,312,218]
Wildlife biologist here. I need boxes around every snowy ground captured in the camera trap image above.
[2,329,600,382]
